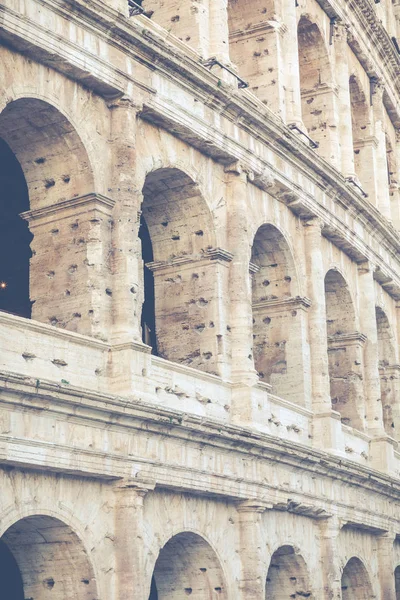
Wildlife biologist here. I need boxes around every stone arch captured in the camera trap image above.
[395,564,400,600]
[376,305,399,438]
[341,556,374,599]
[297,15,336,160]
[325,269,365,429]
[148,531,228,600]
[349,74,372,193]
[0,98,112,337]
[265,544,313,599]
[141,167,224,374]
[251,223,310,405]
[0,97,95,211]
[0,514,98,600]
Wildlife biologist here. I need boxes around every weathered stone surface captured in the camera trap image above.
[0,0,400,597]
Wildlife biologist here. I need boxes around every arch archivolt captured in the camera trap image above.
[337,529,379,596]
[0,472,115,599]
[136,120,226,238]
[143,492,237,596]
[249,204,305,298]
[0,46,109,196]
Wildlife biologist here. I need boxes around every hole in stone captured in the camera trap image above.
[44,178,55,188]
[43,577,55,589]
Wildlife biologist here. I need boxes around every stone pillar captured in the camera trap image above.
[327,333,367,431]
[377,533,396,600]
[333,22,355,178]
[114,480,154,600]
[236,500,271,600]
[282,0,303,127]
[318,517,342,600]
[390,129,400,231]
[252,296,312,407]
[380,364,400,440]
[109,97,143,345]
[304,218,343,451]
[371,79,392,220]
[226,165,258,387]
[228,20,287,120]
[209,0,230,63]
[303,219,331,413]
[357,262,385,435]
[147,249,232,378]
[22,194,115,339]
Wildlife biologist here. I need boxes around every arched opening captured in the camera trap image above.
[149,531,228,599]
[265,545,313,599]
[0,98,108,337]
[0,137,32,318]
[141,168,221,374]
[139,213,157,353]
[325,270,364,429]
[297,16,337,161]
[395,564,400,600]
[251,224,309,404]
[0,515,97,600]
[0,539,24,599]
[349,75,372,196]
[341,557,374,599]
[376,306,398,438]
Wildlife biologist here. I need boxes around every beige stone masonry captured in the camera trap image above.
[22,193,115,340]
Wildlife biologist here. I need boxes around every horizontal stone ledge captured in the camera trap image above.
[327,332,367,347]
[252,296,312,314]
[21,193,116,224]
[341,520,389,535]
[147,248,233,272]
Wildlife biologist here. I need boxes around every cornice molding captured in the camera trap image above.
[21,193,116,224]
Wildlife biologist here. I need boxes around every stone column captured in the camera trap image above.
[380,364,400,440]
[333,22,355,178]
[303,218,331,413]
[377,532,396,600]
[147,249,232,378]
[318,517,342,600]
[390,129,400,231]
[357,262,385,435]
[22,194,115,340]
[209,0,230,63]
[226,165,258,387]
[282,0,303,128]
[236,500,271,600]
[109,97,143,345]
[371,79,392,220]
[304,218,343,450]
[228,21,287,119]
[114,480,154,600]
[327,333,366,431]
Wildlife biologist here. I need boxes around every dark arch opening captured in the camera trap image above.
[149,531,227,599]
[0,515,98,600]
[140,213,157,354]
[0,539,24,600]
[265,545,313,599]
[341,557,374,599]
[395,564,400,600]
[0,137,32,318]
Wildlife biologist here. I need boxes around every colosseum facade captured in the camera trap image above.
[0,0,400,597]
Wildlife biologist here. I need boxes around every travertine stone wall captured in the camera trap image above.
[1,0,400,597]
